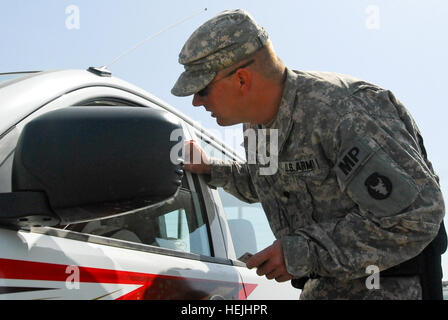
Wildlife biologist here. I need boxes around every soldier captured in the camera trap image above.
[171,9,447,299]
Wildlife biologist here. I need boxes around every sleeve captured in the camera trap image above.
[280,93,445,280]
[206,158,260,204]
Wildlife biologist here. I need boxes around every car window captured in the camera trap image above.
[0,95,212,257]
[199,136,239,163]
[198,139,276,258]
[217,189,275,256]
[65,174,211,257]
[59,97,212,256]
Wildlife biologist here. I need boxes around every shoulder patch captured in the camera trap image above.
[334,139,379,189]
[334,138,420,217]
[365,172,393,200]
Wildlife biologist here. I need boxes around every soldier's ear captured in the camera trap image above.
[235,68,252,94]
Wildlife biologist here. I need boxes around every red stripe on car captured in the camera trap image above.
[0,258,257,300]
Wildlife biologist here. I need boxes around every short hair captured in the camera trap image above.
[242,41,285,80]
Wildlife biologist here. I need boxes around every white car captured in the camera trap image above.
[0,69,299,300]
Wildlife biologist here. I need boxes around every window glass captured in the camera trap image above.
[218,188,275,258]
[66,175,211,256]
[199,140,275,257]
[199,138,234,162]
[0,96,212,256]
[61,98,211,256]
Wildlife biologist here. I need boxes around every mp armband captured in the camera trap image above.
[334,138,420,217]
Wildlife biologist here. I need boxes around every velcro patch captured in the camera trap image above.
[365,172,393,200]
[334,138,420,217]
[280,158,320,174]
[334,139,378,189]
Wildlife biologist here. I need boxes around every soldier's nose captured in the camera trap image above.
[192,93,206,107]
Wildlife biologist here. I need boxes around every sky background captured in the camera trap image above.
[1,0,448,281]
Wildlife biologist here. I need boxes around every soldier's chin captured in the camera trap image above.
[216,117,230,126]
[215,115,240,127]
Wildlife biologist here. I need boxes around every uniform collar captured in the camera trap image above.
[259,67,299,154]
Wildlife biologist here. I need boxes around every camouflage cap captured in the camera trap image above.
[171,9,269,97]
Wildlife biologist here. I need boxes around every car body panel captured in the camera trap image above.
[0,69,299,300]
[0,228,249,300]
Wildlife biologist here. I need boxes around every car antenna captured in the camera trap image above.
[88,8,207,77]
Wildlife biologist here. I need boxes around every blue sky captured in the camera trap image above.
[2,0,448,281]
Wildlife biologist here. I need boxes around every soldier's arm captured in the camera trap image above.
[206,159,259,203]
[183,140,259,203]
[280,94,445,280]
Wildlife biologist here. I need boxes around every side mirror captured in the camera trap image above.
[0,107,184,229]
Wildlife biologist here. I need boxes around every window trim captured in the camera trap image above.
[190,173,215,257]
[74,97,142,107]
[192,126,245,163]
[31,226,234,266]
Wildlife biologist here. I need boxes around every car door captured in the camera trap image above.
[0,85,254,300]
[191,133,300,300]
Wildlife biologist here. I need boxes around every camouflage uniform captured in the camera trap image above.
[207,68,445,299]
[172,9,445,299]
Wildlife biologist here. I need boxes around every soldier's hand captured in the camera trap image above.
[183,140,211,175]
[246,240,293,283]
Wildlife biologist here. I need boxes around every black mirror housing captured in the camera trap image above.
[4,106,184,228]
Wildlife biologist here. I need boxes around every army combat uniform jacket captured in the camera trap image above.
[207,68,445,299]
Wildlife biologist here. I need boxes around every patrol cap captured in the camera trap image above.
[171,9,269,97]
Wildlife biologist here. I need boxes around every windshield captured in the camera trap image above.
[0,72,41,87]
